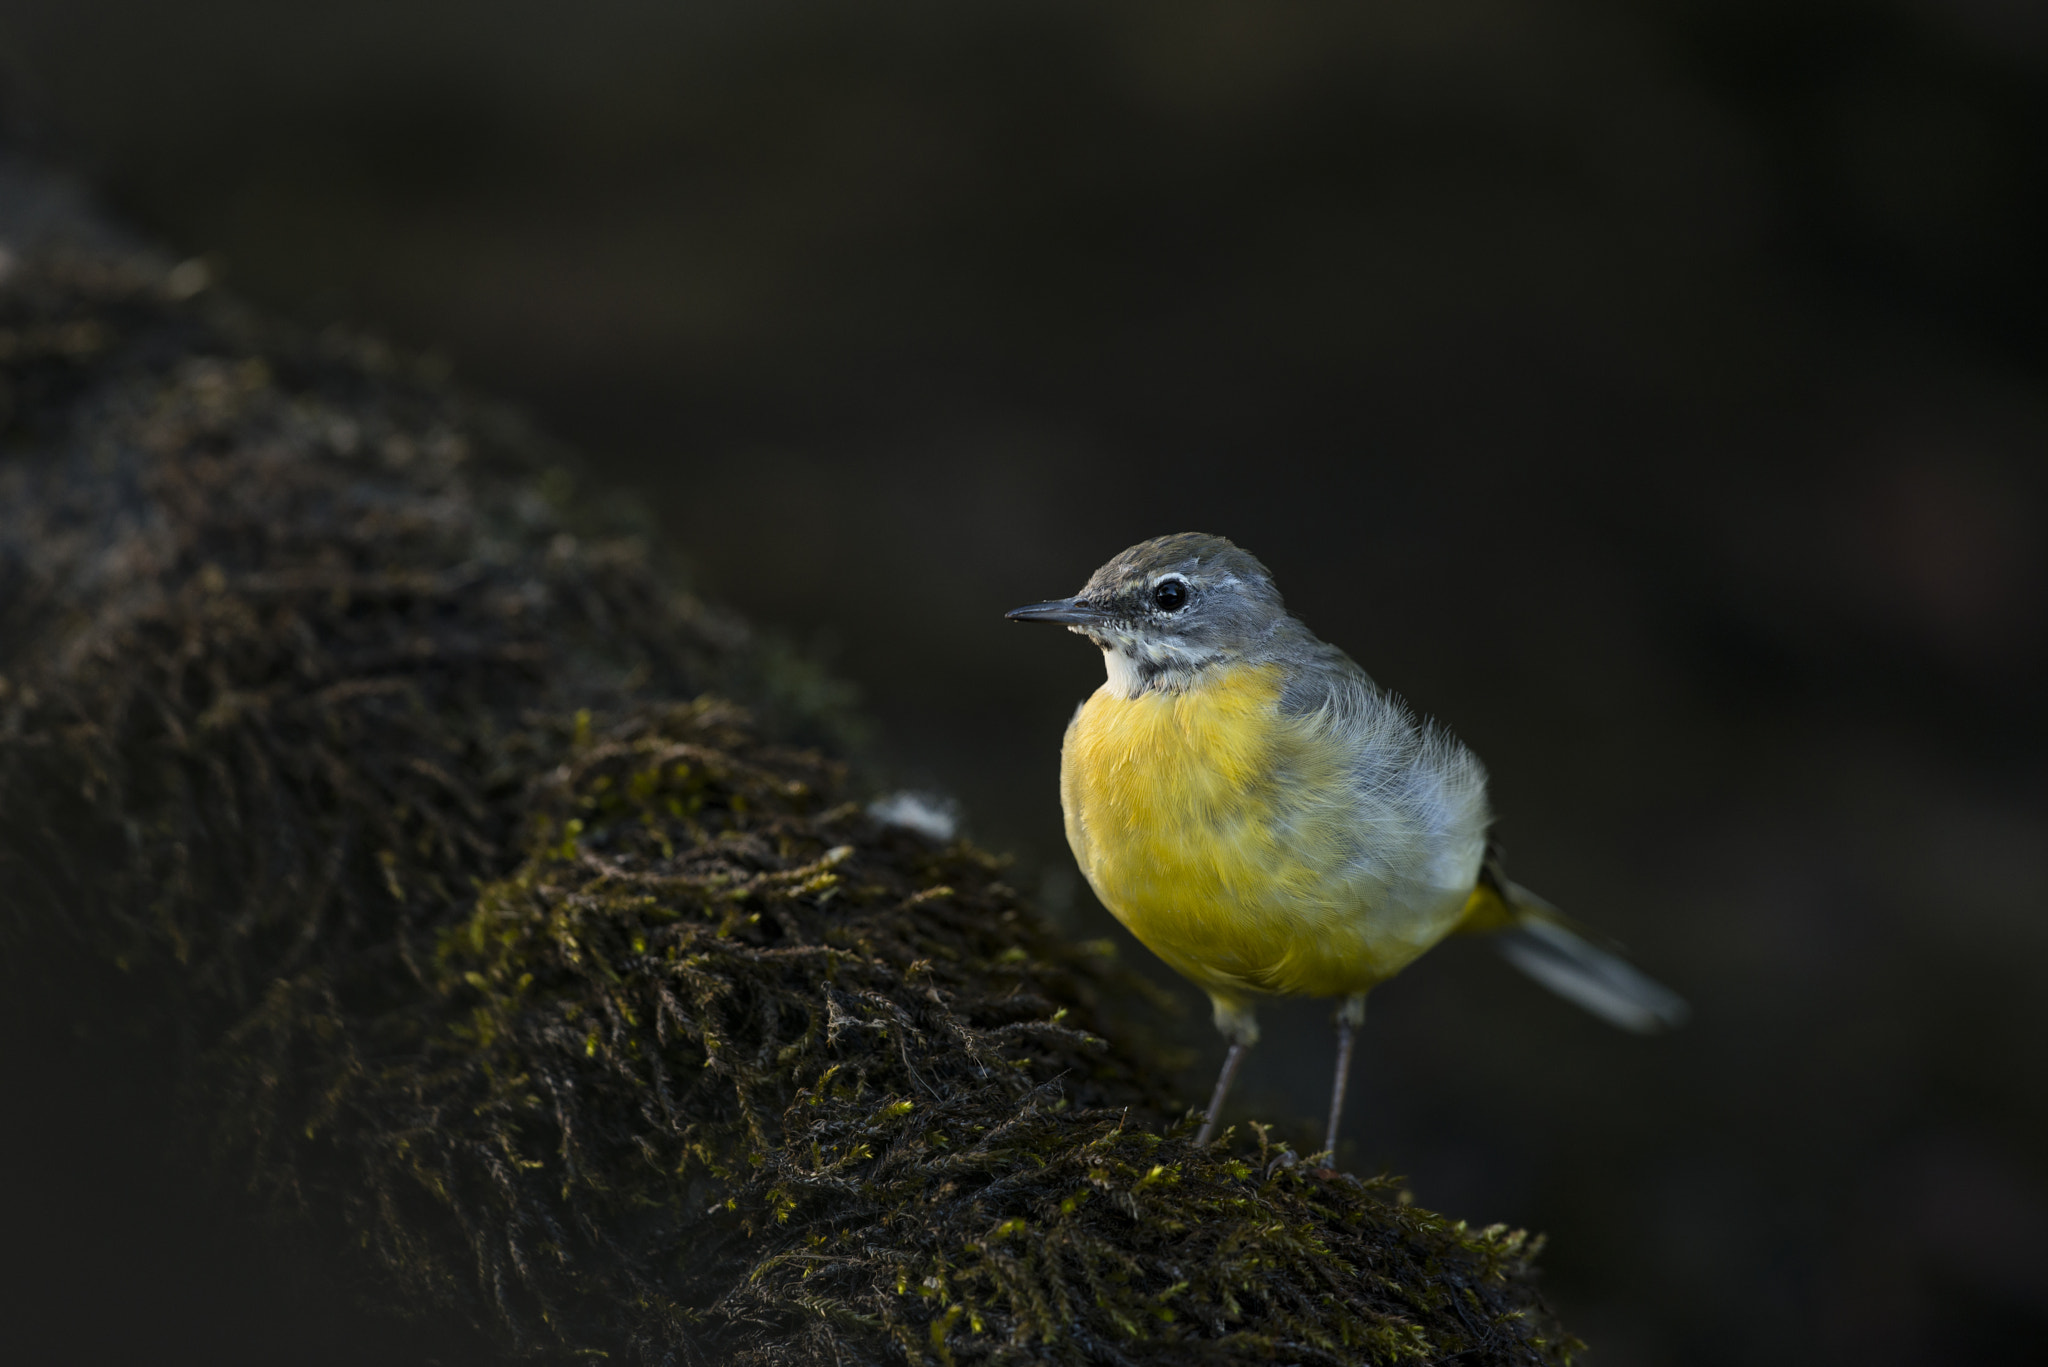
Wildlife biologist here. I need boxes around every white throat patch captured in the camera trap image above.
[1102,646,1149,699]
[1084,626,1221,699]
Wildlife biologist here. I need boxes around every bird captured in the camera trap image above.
[1006,532,1687,1156]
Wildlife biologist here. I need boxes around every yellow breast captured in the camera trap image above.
[1060,662,1438,1002]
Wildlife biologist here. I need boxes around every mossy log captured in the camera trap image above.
[0,226,1578,1365]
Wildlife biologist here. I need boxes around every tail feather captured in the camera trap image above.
[1478,863,1690,1034]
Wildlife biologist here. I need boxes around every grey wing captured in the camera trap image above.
[1278,643,1493,903]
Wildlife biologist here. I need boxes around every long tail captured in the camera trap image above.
[1466,855,1690,1034]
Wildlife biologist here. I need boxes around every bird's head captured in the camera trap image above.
[1006,533,1289,694]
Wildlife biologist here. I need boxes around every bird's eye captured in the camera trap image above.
[1152,579,1188,612]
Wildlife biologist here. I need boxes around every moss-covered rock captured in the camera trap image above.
[0,231,1577,1364]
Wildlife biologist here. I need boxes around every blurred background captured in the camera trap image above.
[2,1,2044,1363]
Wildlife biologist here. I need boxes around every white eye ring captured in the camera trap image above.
[1151,576,1190,611]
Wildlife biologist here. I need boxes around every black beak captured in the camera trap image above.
[1005,597,1103,626]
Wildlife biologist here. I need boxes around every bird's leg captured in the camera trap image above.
[1196,995,1259,1146]
[1322,993,1368,1162]
[1194,1041,1248,1146]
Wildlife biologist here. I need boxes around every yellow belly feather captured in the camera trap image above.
[1061,662,1463,1005]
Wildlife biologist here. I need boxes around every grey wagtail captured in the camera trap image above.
[1007,533,1687,1153]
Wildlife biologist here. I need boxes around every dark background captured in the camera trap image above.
[2,2,2045,1364]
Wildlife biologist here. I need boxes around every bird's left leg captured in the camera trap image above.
[1322,992,1368,1162]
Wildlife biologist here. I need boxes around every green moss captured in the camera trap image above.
[207,697,1576,1364]
[0,241,1576,1365]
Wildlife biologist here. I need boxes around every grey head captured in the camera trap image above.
[1007,533,1312,694]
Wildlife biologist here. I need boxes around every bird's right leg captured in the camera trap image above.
[1195,994,1260,1146]
[1193,1044,1246,1146]
[1321,992,1368,1162]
